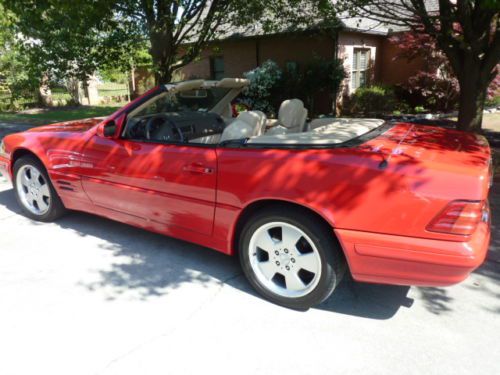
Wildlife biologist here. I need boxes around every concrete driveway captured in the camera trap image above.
[0,125,499,375]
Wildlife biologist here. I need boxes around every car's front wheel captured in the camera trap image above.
[13,156,66,222]
[239,206,345,310]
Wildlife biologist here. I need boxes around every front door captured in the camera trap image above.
[79,135,217,236]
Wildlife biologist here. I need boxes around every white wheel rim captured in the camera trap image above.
[248,222,322,298]
[16,164,51,215]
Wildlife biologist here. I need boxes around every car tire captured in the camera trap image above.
[239,206,346,310]
[13,155,67,222]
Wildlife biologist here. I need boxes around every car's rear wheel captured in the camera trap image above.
[239,206,345,310]
[13,156,66,222]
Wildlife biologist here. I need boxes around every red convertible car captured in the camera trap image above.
[0,78,492,309]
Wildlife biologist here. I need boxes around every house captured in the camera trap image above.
[177,17,426,115]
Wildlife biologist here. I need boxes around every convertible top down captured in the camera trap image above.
[0,78,492,309]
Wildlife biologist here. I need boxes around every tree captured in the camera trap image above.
[336,0,500,132]
[0,3,39,109]
[3,0,142,85]
[389,28,460,112]
[4,1,340,86]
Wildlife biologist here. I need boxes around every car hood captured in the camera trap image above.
[27,118,104,133]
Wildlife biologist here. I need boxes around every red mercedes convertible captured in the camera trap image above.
[0,78,492,309]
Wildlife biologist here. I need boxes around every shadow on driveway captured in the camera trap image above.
[0,187,418,320]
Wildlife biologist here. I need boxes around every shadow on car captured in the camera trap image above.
[0,186,413,319]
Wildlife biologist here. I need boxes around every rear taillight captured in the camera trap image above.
[427,200,485,236]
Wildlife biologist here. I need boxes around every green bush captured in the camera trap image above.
[485,95,500,108]
[285,57,346,116]
[348,86,397,115]
[241,58,346,117]
[241,60,283,116]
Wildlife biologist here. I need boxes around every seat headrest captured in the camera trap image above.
[279,99,307,129]
[237,110,267,136]
[220,119,254,142]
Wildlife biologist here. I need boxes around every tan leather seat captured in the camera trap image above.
[219,110,267,142]
[266,99,308,135]
[237,110,267,136]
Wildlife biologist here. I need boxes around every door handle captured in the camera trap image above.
[183,163,214,175]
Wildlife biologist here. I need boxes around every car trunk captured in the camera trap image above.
[373,123,493,199]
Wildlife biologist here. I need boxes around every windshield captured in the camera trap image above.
[135,87,231,116]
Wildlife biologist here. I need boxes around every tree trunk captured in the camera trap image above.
[455,54,491,133]
[38,74,53,107]
[150,31,174,85]
[65,77,81,105]
[456,71,488,132]
[154,66,173,85]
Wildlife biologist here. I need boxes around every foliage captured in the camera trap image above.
[390,29,499,113]
[99,70,129,85]
[3,0,143,84]
[486,95,500,108]
[487,71,500,103]
[4,1,341,86]
[295,57,346,114]
[241,60,283,116]
[335,0,500,131]
[0,3,39,110]
[402,71,460,113]
[241,56,345,116]
[347,86,398,115]
[389,28,498,113]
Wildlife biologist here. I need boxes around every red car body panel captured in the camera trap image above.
[0,89,492,287]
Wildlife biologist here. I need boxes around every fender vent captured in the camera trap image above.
[56,180,76,192]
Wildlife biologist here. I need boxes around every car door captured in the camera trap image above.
[79,134,217,236]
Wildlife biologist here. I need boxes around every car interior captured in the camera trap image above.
[122,78,385,146]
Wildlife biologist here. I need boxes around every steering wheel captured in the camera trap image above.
[145,114,184,143]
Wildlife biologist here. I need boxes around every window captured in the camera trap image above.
[351,48,370,90]
[210,56,225,80]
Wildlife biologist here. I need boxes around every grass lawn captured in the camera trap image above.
[0,105,121,125]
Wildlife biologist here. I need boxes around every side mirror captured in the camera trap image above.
[97,114,126,138]
[103,121,117,137]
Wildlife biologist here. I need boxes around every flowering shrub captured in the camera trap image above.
[241,60,283,116]
[404,71,460,112]
[486,69,499,107]
[390,30,499,113]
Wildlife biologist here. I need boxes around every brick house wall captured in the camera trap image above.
[175,30,423,115]
[378,37,427,85]
[179,32,336,81]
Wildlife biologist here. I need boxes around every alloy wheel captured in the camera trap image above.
[248,222,322,298]
[16,164,51,216]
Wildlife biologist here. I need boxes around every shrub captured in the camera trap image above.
[486,96,500,108]
[486,72,499,107]
[401,71,459,112]
[348,85,397,115]
[295,57,346,115]
[241,60,283,116]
